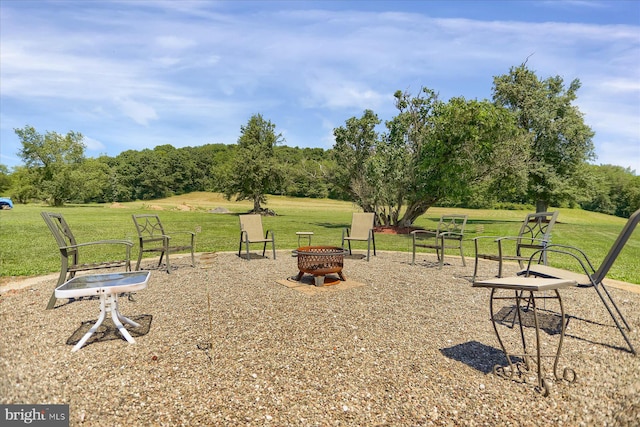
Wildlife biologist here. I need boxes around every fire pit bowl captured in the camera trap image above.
[293,246,347,286]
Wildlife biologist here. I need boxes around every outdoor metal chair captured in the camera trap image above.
[342,212,376,261]
[412,214,467,268]
[41,211,132,309]
[238,214,276,260]
[473,211,559,282]
[518,208,640,355]
[132,214,195,272]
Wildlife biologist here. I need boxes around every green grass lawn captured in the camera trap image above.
[1,192,638,284]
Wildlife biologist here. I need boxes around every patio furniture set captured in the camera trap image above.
[40,208,639,395]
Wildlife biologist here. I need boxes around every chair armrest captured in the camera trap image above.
[166,231,196,237]
[64,240,133,249]
[438,231,463,239]
[522,244,598,279]
[472,235,501,242]
[411,230,437,238]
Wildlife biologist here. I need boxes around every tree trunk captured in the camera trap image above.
[536,200,548,213]
[397,199,436,227]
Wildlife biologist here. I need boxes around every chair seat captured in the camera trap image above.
[68,260,130,272]
[238,214,276,260]
[473,211,559,282]
[411,215,467,268]
[519,264,593,287]
[41,211,133,309]
[132,214,196,273]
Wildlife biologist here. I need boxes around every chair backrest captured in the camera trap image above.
[349,212,375,239]
[41,211,78,250]
[437,215,468,235]
[239,214,265,241]
[516,211,559,247]
[132,214,166,240]
[593,208,640,283]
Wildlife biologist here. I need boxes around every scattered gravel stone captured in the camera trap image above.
[1,250,639,426]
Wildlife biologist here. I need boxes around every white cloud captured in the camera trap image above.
[0,1,638,171]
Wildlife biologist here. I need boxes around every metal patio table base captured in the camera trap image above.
[55,271,151,352]
[473,277,578,396]
[72,293,141,352]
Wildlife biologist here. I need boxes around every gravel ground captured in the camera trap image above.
[1,250,639,426]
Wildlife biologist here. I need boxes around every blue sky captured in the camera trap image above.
[1,0,639,172]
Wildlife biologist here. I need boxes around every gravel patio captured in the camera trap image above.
[1,250,639,426]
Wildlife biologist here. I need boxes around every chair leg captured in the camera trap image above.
[472,258,479,283]
[460,245,466,267]
[271,238,276,260]
[46,268,68,309]
[136,250,143,271]
[46,291,58,310]
[366,239,370,262]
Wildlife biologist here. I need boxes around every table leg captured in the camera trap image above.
[72,296,108,352]
[489,288,576,396]
[108,294,137,344]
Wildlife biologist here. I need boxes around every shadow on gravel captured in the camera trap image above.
[66,314,153,349]
[440,341,517,374]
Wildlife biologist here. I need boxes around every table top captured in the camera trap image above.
[296,231,314,235]
[55,271,150,299]
[473,276,577,292]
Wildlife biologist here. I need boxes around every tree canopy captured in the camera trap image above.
[332,88,529,226]
[14,125,87,206]
[492,64,596,212]
[222,114,284,213]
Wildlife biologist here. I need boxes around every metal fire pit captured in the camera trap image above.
[293,246,347,286]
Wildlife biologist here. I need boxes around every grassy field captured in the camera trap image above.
[1,192,638,284]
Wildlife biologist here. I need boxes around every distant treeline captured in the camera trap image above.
[1,142,637,218]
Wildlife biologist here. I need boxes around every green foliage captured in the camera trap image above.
[331,89,529,227]
[492,64,595,211]
[332,109,381,210]
[0,164,12,194]
[222,114,284,212]
[14,125,87,206]
[580,164,640,217]
[408,96,528,223]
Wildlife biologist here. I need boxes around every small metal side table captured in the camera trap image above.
[55,271,150,352]
[296,231,313,247]
[473,276,578,396]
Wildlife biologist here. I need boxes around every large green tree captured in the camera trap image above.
[492,64,596,212]
[401,93,528,226]
[14,125,86,206]
[332,89,528,226]
[222,114,284,213]
[331,109,381,212]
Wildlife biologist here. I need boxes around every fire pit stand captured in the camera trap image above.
[293,246,347,287]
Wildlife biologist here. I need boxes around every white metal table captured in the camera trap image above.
[55,271,150,352]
